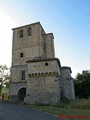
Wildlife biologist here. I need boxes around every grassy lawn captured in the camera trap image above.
[26,99,90,120]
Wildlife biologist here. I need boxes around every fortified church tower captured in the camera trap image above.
[10,22,75,104]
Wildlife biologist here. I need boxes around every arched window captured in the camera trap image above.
[27,27,31,36]
[20,30,23,37]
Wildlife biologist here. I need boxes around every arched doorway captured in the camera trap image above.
[18,88,26,101]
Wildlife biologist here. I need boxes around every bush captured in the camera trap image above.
[69,99,90,110]
[61,97,70,103]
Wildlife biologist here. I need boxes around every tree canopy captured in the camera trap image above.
[0,65,10,94]
[75,70,90,99]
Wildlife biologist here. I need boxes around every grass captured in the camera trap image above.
[26,99,90,120]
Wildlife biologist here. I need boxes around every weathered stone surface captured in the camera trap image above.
[10,22,75,104]
[61,67,75,100]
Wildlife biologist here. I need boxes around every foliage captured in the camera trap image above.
[0,65,10,94]
[67,99,90,110]
[26,99,90,120]
[60,96,70,103]
[74,70,90,99]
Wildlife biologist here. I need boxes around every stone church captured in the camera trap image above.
[10,22,75,104]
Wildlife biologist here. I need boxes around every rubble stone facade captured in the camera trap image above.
[10,22,75,104]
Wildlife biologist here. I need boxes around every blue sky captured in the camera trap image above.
[0,0,90,77]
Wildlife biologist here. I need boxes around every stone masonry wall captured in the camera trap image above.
[25,59,61,104]
[10,22,75,104]
[9,82,26,101]
[26,76,60,104]
[11,65,27,82]
[45,33,55,58]
[61,67,75,100]
[12,23,43,66]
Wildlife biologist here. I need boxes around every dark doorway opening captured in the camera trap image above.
[18,88,26,101]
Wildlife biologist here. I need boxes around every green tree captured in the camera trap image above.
[75,70,90,99]
[0,65,10,94]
